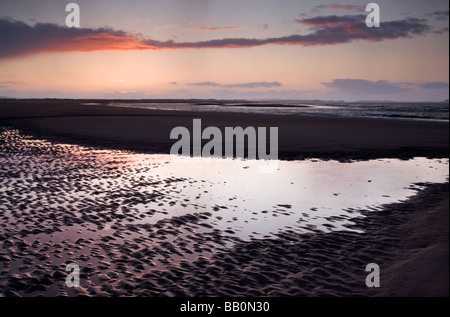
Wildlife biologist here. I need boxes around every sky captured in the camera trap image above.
[0,0,448,101]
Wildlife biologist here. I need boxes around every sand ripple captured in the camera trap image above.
[0,127,448,296]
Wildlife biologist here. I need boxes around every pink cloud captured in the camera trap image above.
[0,16,431,59]
[155,24,179,30]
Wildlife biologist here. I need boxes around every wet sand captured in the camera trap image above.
[371,188,448,297]
[0,99,448,160]
[0,99,448,297]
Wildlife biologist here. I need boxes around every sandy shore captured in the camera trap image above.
[0,99,448,160]
[0,99,448,297]
[368,183,448,296]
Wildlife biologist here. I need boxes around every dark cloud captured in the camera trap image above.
[420,82,449,89]
[323,79,409,95]
[296,15,430,44]
[188,82,221,87]
[426,11,449,21]
[145,15,430,48]
[0,18,144,59]
[225,82,282,88]
[189,81,282,89]
[0,15,431,59]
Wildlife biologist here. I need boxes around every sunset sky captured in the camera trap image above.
[0,0,448,101]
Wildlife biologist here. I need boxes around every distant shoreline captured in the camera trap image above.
[2,98,449,122]
[103,99,450,122]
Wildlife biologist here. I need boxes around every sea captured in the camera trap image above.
[105,100,449,121]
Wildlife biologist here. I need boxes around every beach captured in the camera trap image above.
[0,99,448,297]
[0,99,448,160]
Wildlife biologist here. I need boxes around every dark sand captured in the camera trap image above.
[0,99,448,160]
[0,99,448,297]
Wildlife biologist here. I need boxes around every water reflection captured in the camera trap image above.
[1,127,448,243]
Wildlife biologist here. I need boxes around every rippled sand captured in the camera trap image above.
[0,127,448,296]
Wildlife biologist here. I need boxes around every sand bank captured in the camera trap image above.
[1,99,448,160]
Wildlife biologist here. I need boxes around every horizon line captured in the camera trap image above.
[1,97,449,103]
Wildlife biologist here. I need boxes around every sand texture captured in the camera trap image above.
[0,99,448,297]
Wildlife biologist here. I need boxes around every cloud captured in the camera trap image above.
[186,26,242,32]
[0,15,431,59]
[188,81,282,89]
[146,15,430,48]
[0,80,23,89]
[426,11,449,21]
[188,82,221,87]
[296,15,430,44]
[155,24,179,30]
[312,4,366,13]
[0,18,148,59]
[420,82,449,89]
[225,82,282,89]
[432,27,449,34]
[323,79,409,95]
